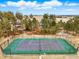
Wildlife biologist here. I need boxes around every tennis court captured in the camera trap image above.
[3,38,77,55]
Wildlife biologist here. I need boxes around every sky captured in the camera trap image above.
[0,0,79,15]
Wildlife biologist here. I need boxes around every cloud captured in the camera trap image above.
[65,2,79,6]
[65,9,78,15]
[65,9,76,12]
[7,1,18,7]
[7,0,37,7]
[0,4,6,7]
[35,6,52,10]
[42,0,63,7]
[6,0,63,10]
[61,8,78,15]
[18,7,26,10]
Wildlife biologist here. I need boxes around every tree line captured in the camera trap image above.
[0,11,79,37]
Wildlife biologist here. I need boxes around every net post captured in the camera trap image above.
[77,44,79,51]
[10,48,11,56]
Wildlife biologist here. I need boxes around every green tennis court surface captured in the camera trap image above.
[3,38,77,54]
